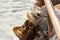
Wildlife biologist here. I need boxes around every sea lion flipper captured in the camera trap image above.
[13,26,22,38]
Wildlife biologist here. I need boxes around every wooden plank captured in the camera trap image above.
[44,0,60,40]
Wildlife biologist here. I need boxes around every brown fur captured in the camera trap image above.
[13,0,60,40]
[13,20,41,40]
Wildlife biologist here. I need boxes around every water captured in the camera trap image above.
[0,0,35,40]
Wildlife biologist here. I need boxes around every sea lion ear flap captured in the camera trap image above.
[13,26,22,38]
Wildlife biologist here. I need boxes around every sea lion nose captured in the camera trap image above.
[37,13,41,16]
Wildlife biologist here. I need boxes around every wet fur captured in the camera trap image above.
[13,0,60,40]
[13,13,49,40]
[13,20,41,40]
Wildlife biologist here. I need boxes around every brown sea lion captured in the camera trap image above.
[13,0,60,40]
[13,19,42,40]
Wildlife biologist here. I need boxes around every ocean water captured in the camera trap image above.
[0,0,35,40]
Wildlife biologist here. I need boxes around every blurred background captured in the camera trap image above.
[0,0,35,40]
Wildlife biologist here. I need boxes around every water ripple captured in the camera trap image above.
[0,0,35,40]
